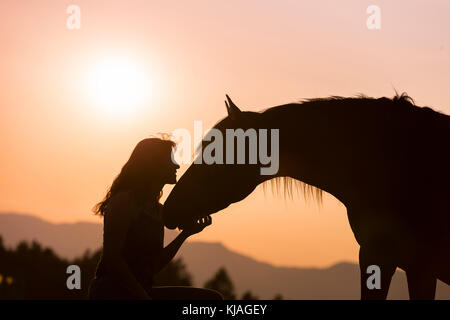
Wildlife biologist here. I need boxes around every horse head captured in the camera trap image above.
[163,95,278,230]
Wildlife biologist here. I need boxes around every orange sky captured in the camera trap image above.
[1,0,449,268]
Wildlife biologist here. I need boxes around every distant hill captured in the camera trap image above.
[0,213,102,258]
[178,242,450,299]
[1,212,449,299]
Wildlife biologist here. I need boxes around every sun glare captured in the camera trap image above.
[86,57,151,116]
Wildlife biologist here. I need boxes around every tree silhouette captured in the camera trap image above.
[0,236,194,299]
[0,236,266,300]
[241,290,259,300]
[203,267,236,300]
[0,237,69,299]
[70,248,103,299]
[153,257,192,286]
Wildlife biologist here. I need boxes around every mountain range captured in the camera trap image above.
[0,212,449,299]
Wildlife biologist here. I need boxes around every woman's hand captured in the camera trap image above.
[182,216,212,236]
[156,216,212,272]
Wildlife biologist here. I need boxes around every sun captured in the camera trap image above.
[85,57,151,116]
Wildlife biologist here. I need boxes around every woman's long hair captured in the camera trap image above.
[93,137,176,217]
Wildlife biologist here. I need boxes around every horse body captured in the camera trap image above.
[164,95,450,299]
[264,97,450,296]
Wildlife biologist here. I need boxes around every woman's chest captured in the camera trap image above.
[127,209,164,246]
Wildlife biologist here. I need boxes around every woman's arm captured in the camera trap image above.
[153,216,212,274]
[103,191,151,300]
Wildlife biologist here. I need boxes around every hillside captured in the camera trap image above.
[1,212,449,299]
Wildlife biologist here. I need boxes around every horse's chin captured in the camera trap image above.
[177,212,211,231]
[165,201,231,230]
[162,209,183,230]
[164,220,178,230]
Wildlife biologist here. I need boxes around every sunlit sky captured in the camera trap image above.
[1,0,449,268]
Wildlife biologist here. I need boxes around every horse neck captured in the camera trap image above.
[258,102,355,205]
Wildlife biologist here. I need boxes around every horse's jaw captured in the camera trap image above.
[163,196,232,230]
[162,200,187,229]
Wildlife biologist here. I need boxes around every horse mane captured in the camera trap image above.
[197,92,446,205]
[261,176,323,204]
[259,92,421,205]
[261,92,417,112]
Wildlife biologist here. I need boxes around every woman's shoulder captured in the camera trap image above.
[142,202,163,218]
[105,191,140,220]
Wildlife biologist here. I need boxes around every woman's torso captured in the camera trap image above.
[94,201,164,294]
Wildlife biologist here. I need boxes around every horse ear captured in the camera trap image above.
[225,94,241,119]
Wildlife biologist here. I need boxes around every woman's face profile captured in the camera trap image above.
[161,148,179,185]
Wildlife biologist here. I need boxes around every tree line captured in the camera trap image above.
[0,236,282,299]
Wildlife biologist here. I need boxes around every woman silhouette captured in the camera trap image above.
[89,138,222,300]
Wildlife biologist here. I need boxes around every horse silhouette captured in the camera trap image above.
[164,94,450,299]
